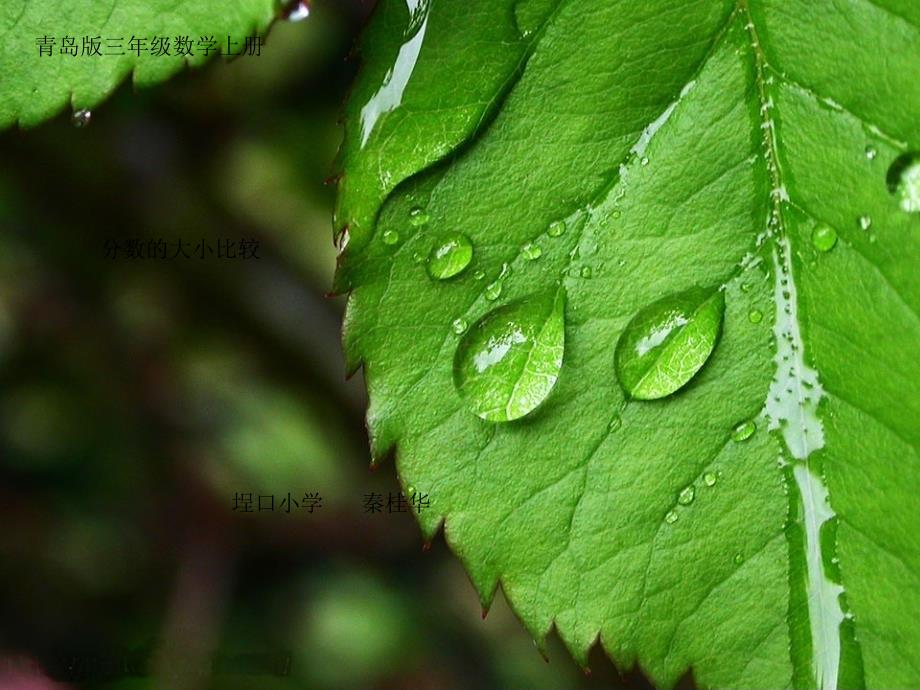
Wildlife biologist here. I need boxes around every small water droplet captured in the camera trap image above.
[677,485,695,506]
[452,317,469,335]
[406,484,416,496]
[409,206,430,227]
[811,224,838,252]
[731,419,756,442]
[748,309,763,324]
[665,510,679,525]
[72,109,92,128]
[426,233,473,280]
[640,157,649,166]
[484,281,503,301]
[607,415,622,432]
[733,552,743,565]
[453,289,566,422]
[547,220,566,237]
[473,270,485,281]
[614,286,724,400]
[283,0,311,21]
[865,145,877,161]
[382,229,400,245]
[703,472,717,487]
[522,242,542,261]
[740,282,751,293]
[887,151,920,214]
[612,209,622,219]
[580,265,593,278]
[857,215,872,231]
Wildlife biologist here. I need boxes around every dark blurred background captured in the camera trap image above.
[0,2,661,688]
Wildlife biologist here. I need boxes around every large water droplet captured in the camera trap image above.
[614,286,725,400]
[812,224,838,252]
[703,472,718,487]
[72,109,92,128]
[453,289,566,422]
[283,0,311,21]
[887,151,920,214]
[677,485,695,505]
[426,233,473,280]
[452,317,468,335]
[381,229,400,245]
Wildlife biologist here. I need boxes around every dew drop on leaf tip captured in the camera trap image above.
[282,0,310,22]
[72,109,92,128]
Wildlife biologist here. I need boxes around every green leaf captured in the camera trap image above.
[0,0,278,129]
[338,1,920,688]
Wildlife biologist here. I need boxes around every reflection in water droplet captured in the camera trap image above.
[665,510,679,525]
[886,151,920,214]
[426,233,473,280]
[677,485,695,505]
[522,242,542,261]
[283,0,311,21]
[731,419,756,442]
[812,224,837,252]
[703,472,717,487]
[409,206,430,226]
[748,309,763,324]
[453,289,566,422]
[614,286,725,400]
[72,109,92,128]
[865,145,877,161]
[547,220,566,237]
[382,229,400,245]
[857,215,872,231]
[452,318,468,335]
